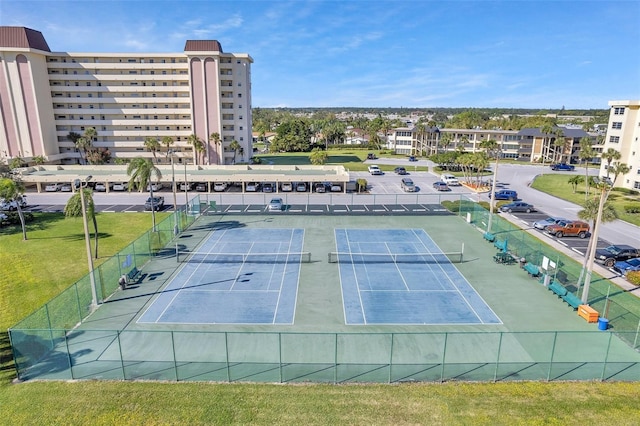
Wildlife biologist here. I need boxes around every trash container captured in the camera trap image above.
[597,317,609,331]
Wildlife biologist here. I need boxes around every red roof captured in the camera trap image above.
[184,40,223,53]
[0,27,50,52]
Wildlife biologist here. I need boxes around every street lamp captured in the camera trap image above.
[74,175,99,308]
[168,150,179,235]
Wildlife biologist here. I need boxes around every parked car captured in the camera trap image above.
[595,245,640,267]
[0,212,7,223]
[314,183,326,193]
[146,182,164,191]
[394,167,407,175]
[489,189,518,200]
[60,183,72,192]
[499,202,536,213]
[533,216,567,230]
[112,182,128,191]
[330,184,342,192]
[180,182,194,191]
[366,153,377,160]
[296,183,307,192]
[1,197,27,211]
[281,182,293,192]
[45,183,60,192]
[246,182,258,192]
[440,174,460,186]
[368,165,382,175]
[613,258,640,275]
[267,198,283,212]
[195,182,208,192]
[144,196,165,211]
[432,181,450,192]
[262,183,274,193]
[550,163,575,171]
[545,220,590,239]
[94,182,110,192]
[408,156,417,162]
[213,182,227,192]
[401,178,415,192]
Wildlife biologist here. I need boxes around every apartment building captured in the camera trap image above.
[0,26,253,165]
[599,100,640,190]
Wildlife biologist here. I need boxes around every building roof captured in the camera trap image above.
[0,26,50,52]
[518,127,588,138]
[184,40,223,53]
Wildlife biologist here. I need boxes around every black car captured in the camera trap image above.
[394,167,407,175]
[144,196,165,211]
[595,245,640,267]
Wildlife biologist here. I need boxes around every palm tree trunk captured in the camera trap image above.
[92,214,99,258]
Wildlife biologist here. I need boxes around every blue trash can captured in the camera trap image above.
[597,318,609,331]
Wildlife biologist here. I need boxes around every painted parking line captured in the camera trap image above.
[572,248,584,255]
[556,240,568,247]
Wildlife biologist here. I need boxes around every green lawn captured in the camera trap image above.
[531,174,640,226]
[1,212,640,424]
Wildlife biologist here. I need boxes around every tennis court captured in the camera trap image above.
[334,229,501,325]
[138,228,306,324]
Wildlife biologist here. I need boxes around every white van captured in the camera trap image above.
[440,174,460,186]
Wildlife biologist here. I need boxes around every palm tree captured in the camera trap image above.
[439,133,452,154]
[309,147,328,165]
[144,137,161,163]
[64,187,99,258]
[539,124,554,169]
[479,139,500,232]
[578,137,596,199]
[209,132,221,164]
[127,157,162,230]
[551,128,565,164]
[186,134,204,165]
[0,178,28,240]
[609,162,630,188]
[229,140,241,164]
[568,175,584,193]
[601,148,621,179]
[161,136,174,162]
[68,131,83,163]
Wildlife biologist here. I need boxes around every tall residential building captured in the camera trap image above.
[0,26,253,165]
[599,100,640,190]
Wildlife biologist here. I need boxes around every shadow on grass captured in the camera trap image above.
[61,232,113,242]
[0,332,17,382]
[0,212,66,237]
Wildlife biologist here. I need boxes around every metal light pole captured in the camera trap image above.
[169,150,179,235]
[183,161,189,210]
[74,175,98,308]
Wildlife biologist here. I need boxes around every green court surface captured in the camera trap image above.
[10,212,640,382]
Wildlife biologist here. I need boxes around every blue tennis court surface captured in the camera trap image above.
[138,228,304,324]
[335,229,501,325]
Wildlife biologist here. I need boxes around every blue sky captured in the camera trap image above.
[2,0,639,109]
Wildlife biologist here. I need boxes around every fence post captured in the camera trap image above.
[117,331,126,379]
[547,332,558,381]
[44,304,54,348]
[279,333,283,384]
[440,332,448,382]
[493,332,503,382]
[388,333,394,383]
[601,331,613,381]
[64,332,74,379]
[225,332,231,382]
[171,331,178,381]
[74,283,82,323]
[334,333,338,384]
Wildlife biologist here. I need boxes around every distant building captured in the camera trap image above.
[0,26,253,165]
[599,100,640,190]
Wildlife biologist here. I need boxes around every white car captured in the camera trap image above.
[246,182,258,192]
[94,182,112,192]
[296,183,307,192]
[330,184,342,192]
[441,174,461,186]
[147,182,164,191]
[45,183,60,192]
[1,197,27,211]
[213,182,227,192]
[533,217,567,230]
[112,182,128,191]
[60,183,72,192]
[281,182,293,192]
[180,182,194,191]
[368,165,382,175]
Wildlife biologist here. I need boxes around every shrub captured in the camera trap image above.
[441,200,461,212]
[626,270,640,286]
[623,203,640,214]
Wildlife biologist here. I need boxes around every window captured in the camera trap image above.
[612,122,622,129]
[634,181,640,190]
[609,136,620,143]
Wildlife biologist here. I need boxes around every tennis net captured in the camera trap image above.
[327,251,463,264]
[177,251,312,264]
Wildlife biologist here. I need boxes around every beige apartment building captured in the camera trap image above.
[598,100,640,190]
[0,26,253,166]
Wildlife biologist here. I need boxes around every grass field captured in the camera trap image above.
[2,210,640,424]
[531,174,640,226]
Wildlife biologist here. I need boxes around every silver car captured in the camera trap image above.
[267,198,283,212]
[533,217,567,230]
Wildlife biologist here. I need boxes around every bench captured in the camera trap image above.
[483,232,496,243]
[562,292,582,310]
[548,281,567,298]
[126,266,141,284]
[523,263,540,277]
[493,239,508,252]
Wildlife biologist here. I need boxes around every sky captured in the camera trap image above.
[2,0,639,109]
